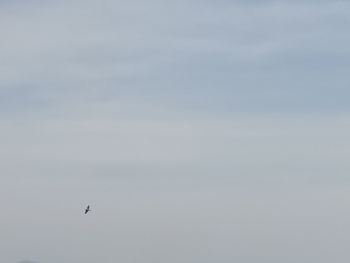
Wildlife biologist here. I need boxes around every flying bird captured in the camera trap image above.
[85,205,91,214]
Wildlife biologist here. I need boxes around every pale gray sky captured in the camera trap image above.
[1,1,350,262]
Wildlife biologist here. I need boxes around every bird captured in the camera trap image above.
[85,205,91,214]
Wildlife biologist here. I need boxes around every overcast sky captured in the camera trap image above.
[1,1,350,262]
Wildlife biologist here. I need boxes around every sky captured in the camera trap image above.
[1,0,350,262]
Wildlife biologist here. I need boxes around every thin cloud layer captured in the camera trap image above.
[0,0,349,113]
[1,1,350,263]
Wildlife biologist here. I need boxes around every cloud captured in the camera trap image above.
[1,1,350,263]
[0,0,350,114]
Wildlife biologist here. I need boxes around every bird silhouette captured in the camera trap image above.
[85,205,91,214]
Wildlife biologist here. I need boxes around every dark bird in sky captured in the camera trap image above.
[85,205,91,214]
